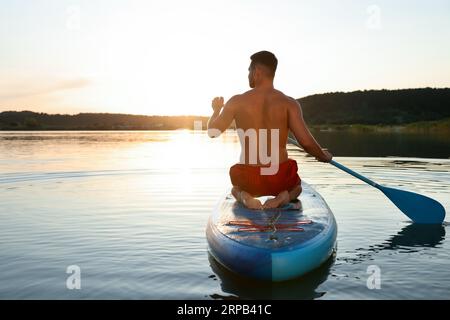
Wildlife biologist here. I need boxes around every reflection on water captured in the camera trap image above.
[343,224,446,265]
[384,224,445,249]
[208,252,334,300]
[312,131,450,159]
[0,131,449,299]
[208,223,446,300]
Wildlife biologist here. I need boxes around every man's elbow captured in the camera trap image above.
[207,127,222,138]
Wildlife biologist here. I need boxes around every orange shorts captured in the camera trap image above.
[229,159,301,197]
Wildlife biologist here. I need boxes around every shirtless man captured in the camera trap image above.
[207,51,332,210]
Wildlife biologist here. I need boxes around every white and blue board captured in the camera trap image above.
[206,181,337,282]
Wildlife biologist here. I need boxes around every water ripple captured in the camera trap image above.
[0,131,449,299]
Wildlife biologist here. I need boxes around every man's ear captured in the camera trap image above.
[256,64,271,78]
[254,65,261,78]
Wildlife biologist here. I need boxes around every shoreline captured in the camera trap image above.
[309,118,450,134]
[1,119,449,134]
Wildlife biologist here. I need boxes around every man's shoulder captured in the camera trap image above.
[278,91,297,102]
[269,89,296,102]
[284,95,300,107]
[233,90,298,105]
[239,89,255,98]
[269,91,299,109]
[226,94,244,108]
[228,91,253,105]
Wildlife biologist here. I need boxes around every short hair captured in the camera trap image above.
[250,51,278,77]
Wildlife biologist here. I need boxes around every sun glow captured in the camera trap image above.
[1,1,450,115]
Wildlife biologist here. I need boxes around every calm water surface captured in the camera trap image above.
[0,131,449,299]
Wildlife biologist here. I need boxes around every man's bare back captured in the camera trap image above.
[233,88,290,165]
[208,88,329,166]
[207,51,332,209]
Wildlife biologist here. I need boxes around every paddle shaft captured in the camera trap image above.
[330,160,380,188]
[288,137,445,224]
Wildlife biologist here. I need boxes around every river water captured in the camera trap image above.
[0,130,449,299]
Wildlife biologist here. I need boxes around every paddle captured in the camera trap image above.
[288,137,446,224]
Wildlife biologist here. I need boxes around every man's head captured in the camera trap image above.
[248,51,278,88]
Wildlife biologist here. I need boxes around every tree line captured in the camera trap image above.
[298,88,450,125]
[1,88,449,130]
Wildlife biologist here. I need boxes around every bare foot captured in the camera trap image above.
[263,190,290,209]
[241,192,263,210]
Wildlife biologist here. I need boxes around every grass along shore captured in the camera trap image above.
[309,118,450,134]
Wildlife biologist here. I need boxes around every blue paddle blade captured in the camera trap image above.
[379,186,446,224]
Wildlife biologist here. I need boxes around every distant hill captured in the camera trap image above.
[298,88,450,125]
[1,88,449,130]
[0,112,209,130]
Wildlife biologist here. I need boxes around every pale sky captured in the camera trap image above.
[1,0,450,115]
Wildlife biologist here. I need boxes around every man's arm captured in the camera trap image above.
[287,98,332,162]
[207,95,238,138]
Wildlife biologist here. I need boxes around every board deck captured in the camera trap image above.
[206,181,337,281]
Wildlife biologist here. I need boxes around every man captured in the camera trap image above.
[207,51,332,210]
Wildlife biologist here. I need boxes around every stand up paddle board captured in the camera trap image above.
[206,181,337,282]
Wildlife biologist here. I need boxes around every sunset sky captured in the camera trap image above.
[1,0,450,115]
